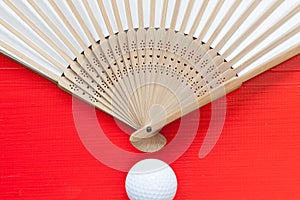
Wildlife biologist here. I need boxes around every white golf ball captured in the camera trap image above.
[125,159,177,200]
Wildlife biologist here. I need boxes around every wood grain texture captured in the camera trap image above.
[0,54,300,199]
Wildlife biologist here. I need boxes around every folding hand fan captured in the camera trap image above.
[0,0,299,153]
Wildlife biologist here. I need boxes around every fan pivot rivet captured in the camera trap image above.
[146,126,152,133]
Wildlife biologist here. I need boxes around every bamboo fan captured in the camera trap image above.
[0,0,299,153]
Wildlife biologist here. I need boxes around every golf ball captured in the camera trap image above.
[125,159,177,200]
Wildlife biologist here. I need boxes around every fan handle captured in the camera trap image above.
[130,132,167,153]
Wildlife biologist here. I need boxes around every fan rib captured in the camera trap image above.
[111,0,124,31]
[82,0,105,40]
[3,1,141,128]
[150,0,156,28]
[109,5,144,124]
[138,0,144,28]
[34,2,138,125]
[48,0,87,49]
[97,0,114,35]
[189,0,209,37]
[222,0,283,59]
[84,3,139,122]
[68,2,140,123]
[0,40,60,82]
[214,0,261,52]
[160,0,169,28]
[207,0,242,46]
[198,0,225,40]
[124,0,134,30]
[229,4,300,66]
[149,0,184,123]
[170,0,182,30]
[28,0,79,56]
[3,0,72,64]
[66,1,96,45]
[179,0,195,33]
[237,25,300,74]
[0,19,64,71]
[239,43,300,83]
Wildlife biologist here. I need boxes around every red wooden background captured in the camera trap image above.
[0,53,299,200]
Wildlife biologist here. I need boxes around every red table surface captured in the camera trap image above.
[0,53,300,200]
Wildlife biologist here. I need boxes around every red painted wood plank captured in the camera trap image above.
[0,54,300,200]
[271,54,300,72]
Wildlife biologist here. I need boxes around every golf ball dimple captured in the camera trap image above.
[125,159,177,200]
